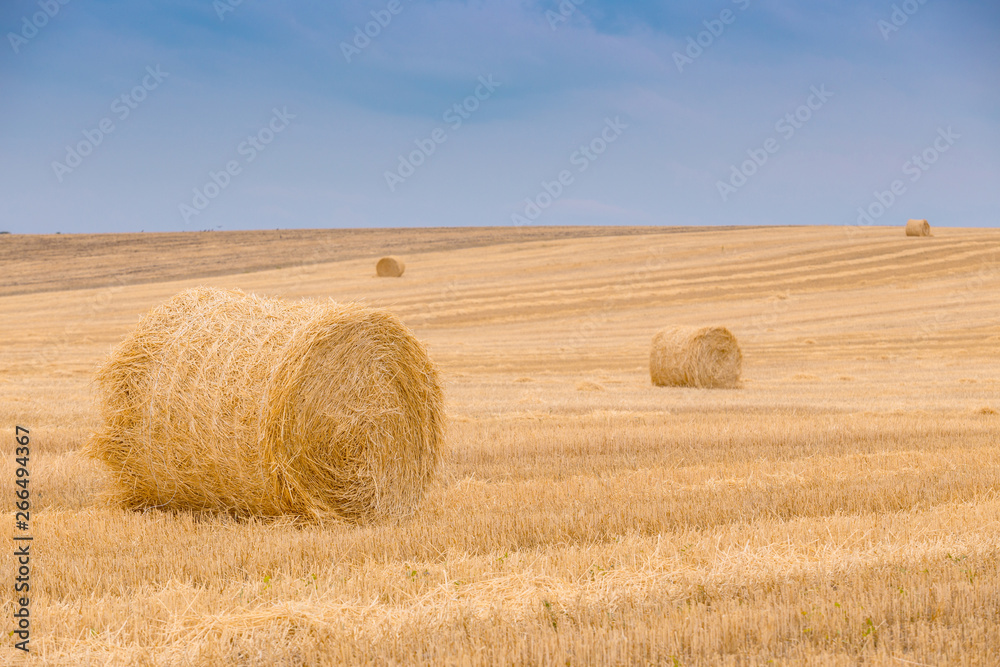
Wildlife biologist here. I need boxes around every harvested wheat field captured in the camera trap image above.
[1,225,999,666]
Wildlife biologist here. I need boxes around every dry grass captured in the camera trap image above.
[1,225,999,665]
[906,219,931,237]
[575,380,605,392]
[650,325,742,388]
[86,287,443,522]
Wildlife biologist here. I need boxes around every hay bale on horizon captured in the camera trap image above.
[86,287,443,523]
[376,256,406,277]
[905,219,931,236]
[650,326,742,389]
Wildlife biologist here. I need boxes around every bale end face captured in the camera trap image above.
[376,256,406,277]
[905,219,931,236]
[650,325,742,389]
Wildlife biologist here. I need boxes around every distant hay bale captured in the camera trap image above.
[906,219,931,236]
[650,326,742,389]
[86,287,443,523]
[376,256,405,277]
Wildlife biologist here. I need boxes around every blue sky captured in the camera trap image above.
[1,0,997,233]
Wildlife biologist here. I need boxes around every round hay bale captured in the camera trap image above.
[85,287,443,523]
[650,326,742,389]
[376,256,405,277]
[905,219,931,236]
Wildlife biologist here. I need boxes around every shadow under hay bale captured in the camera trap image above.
[905,219,931,236]
[376,256,406,277]
[85,287,443,523]
[650,325,742,389]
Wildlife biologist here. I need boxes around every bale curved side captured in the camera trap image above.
[650,326,742,389]
[85,287,443,522]
[376,256,406,277]
[905,219,931,236]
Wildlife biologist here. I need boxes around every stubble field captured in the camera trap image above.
[1,225,999,665]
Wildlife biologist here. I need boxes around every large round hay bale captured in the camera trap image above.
[905,219,931,236]
[650,326,742,389]
[85,287,443,523]
[376,256,405,277]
